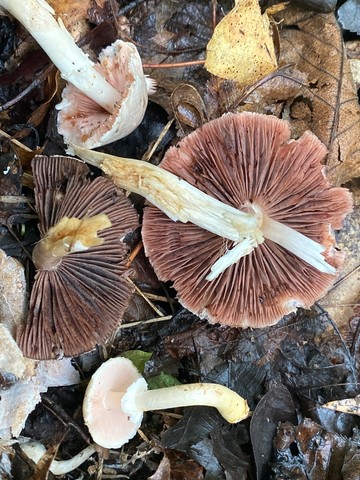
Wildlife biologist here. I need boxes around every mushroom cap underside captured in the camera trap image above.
[142,112,353,328]
[16,155,139,359]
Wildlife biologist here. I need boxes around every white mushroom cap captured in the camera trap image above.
[83,357,147,449]
[57,40,154,151]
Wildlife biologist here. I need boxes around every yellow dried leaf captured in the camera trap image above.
[205,0,277,86]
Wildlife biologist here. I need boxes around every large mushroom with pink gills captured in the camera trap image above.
[73,112,352,328]
[142,112,352,327]
[16,156,139,359]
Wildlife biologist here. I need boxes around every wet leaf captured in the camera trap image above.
[338,0,360,34]
[210,429,250,480]
[205,0,277,86]
[250,383,297,480]
[279,12,360,184]
[150,451,204,480]
[271,418,360,479]
[0,325,80,440]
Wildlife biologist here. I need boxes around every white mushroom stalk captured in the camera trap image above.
[72,146,335,278]
[82,357,250,449]
[20,441,96,475]
[0,0,121,113]
[120,379,249,424]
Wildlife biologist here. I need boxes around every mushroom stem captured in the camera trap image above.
[73,145,336,275]
[121,380,250,424]
[262,215,336,274]
[72,145,264,243]
[0,0,122,113]
[20,441,96,475]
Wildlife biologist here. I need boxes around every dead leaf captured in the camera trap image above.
[279,12,360,185]
[149,451,203,480]
[0,326,80,440]
[323,395,360,416]
[272,418,360,479]
[319,180,359,332]
[349,58,360,85]
[171,84,207,134]
[250,383,297,480]
[338,0,360,34]
[47,0,93,40]
[0,249,27,336]
[205,0,277,86]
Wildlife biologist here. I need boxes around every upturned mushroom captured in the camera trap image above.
[70,113,351,328]
[0,0,155,149]
[82,356,250,449]
[72,140,336,277]
[16,156,139,359]
[141,113,352,327]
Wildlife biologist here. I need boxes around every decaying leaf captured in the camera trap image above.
[279,12,360,185]
[272,418,360,479]
[171,84,207,134]
[0,325,80,440]
[149,451,204,480]
[47,0,93,40]
[250,383,296,480]
[319,181,359,331]
[338,0,360,35]
[349,58,360,85]
[323,395,360,416]
[0,249,27,337]
[205,0,277,86]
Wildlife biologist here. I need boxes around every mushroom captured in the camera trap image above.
[0,0,155,149]
[139,113,352,327]
[82,356,249,449]
[71,141,336,276]
[20,441,96,476]
[16,155,139,359]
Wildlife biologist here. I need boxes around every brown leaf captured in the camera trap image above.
[149,451,203,480]
[279,12,360,185]
[319,180,360,332]
[171,83,207,134]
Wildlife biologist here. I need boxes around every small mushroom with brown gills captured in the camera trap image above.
[16,156,139,359]
[82,356,250,449]
[141,112,353,328]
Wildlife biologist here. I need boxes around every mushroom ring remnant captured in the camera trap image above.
[83,357,250,449]
[16,156,139,359]
[141,112,353,328]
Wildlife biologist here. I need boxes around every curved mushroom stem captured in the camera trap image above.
[72,145,336,276]
[0,0,122,113]
[120,380,250,424]
[20,441,96,475]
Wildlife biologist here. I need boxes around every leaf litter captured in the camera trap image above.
[0,1,360,479]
